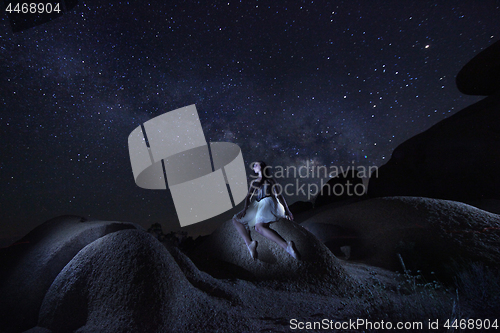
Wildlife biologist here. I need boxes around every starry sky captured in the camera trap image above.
[1,0,498,244]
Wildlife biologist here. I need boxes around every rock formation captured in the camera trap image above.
[0,216,139,333]
[301,197,500,280]
[368,40,500,204]
[190,219,357,295]
[314,170,365,208]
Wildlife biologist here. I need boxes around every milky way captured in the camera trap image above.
[0,1,498,240]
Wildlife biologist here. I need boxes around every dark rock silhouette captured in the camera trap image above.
[456,40,500,96]
[369,67,500,202]
[314,170,366,208]
[0,215,139,333]
[288,200,313,215]
[369,41,500,204]
[302,197,500,281]
[147,222,166,241]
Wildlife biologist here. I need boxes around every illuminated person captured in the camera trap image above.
[232,161,299,259]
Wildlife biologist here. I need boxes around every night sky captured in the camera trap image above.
[1,0,498,244]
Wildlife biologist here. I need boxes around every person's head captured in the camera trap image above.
[253,161,271,179]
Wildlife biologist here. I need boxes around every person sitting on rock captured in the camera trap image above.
[232,161,299,260]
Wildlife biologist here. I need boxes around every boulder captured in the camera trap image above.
[190,219,356,295]
[456,40,500,96]
[0,215,467,332]
[0,215,139,333]
[314,170,366,208]
[302,223,360,259]
[37,229,217,332]
[301,197,500,280]
[368,90,500,202]
[369,42,500,203]
[288,200,313,215]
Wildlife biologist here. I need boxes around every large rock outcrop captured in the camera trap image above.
[190,219,356,295]
[301,197,500,280]
[368,41,500,203]
[456,40,500,96]
[0,213,478,332]
[0,216,139,333]
[288,200,313,215]
[314,170,366,208]
[37,229,219,332]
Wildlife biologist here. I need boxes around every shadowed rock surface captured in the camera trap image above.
[0,215,139,333]
[301,197,500,280]
[302,223,360,260]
